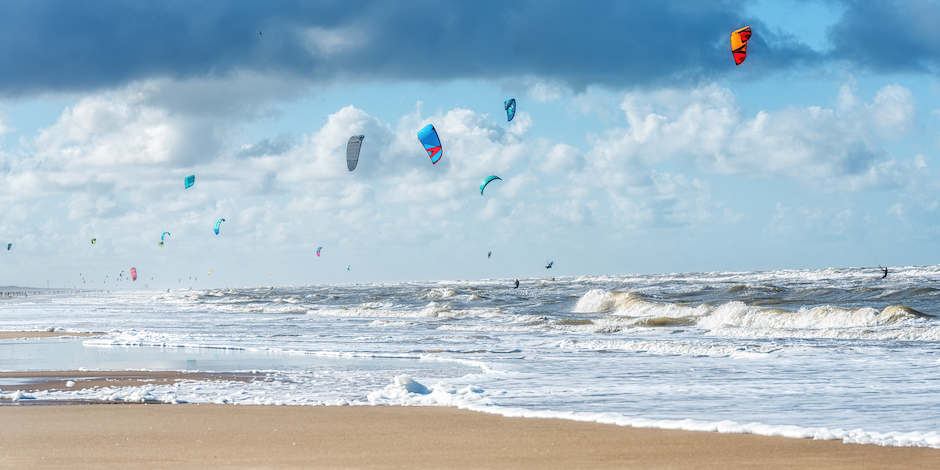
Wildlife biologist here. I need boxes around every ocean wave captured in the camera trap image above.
[557,338,778,357]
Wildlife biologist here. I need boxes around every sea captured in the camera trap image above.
[2,265,940,448]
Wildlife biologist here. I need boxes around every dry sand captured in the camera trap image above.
[0,405,936,470]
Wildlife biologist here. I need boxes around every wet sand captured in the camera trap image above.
[0,331,99,340]
[0,370,262,392]
[0,405,936,469]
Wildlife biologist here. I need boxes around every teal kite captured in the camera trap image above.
[214,219,225,235]
[480,175,502,195]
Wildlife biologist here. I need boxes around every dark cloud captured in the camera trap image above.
[0,0,819,96]
[826,0,940,74]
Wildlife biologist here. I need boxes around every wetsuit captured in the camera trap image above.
[883,267,888,278]
[514,279,519,289]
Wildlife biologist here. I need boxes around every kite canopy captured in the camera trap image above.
[6,243,10,250]
[131,267,137,281]
[185,175,195,189]
[731,26,751,65]
[346,135,364,171]
[317,247,322,257]
[504,99,516,122]
[91,238,96,244]
[480,175,502,195]
[161,232,170,241]
[346,265,350,271]
[214,218,225,235]
[417,124,442,164]
[158,242,164,247]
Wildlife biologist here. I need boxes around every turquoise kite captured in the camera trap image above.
[317,247,322,257]
[214,218,225,235]
[417,124,442,164]
[505,99,516,122]
[480,175,502,195]
[185,175,195,189]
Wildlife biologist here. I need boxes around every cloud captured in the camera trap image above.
[0,1,815,96]
[581,82,919,188]
[826,0,940,74]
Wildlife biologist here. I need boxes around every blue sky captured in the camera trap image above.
[2,0,940,288]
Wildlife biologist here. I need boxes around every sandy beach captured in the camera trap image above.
[0,405,936,469]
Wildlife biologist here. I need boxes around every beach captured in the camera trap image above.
[3,269,940,466]
[2,404,938,469]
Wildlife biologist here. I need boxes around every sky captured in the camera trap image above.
[3,0,940,288]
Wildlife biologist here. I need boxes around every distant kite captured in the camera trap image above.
[214,218,225,235]
[317,247,322,257]
[91,238,96,244]
[185,175,195,189]
[346,265,350,271]
[731,26,752,65]
[417,124,442,164]
[347,135,364,171]
[160,232,170,247]
[504,99,516,122]
[6,243,10,251]
[131,268,138,281]
[480,175,502,195]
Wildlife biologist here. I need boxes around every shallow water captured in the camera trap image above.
[2,265,939,447]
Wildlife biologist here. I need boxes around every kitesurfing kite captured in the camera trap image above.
[488,251,491,259]
[731,26,751,65]
[208,270,212,275]
[480,175,502,195]
[504,99,516,122]
[347,135,364,171]
[317,247,322,257]
[214,219,225,235]
[159,232,170,247]
[346,265,350,271]
[91,238,96,244]
[185,175,195,189]
[545,261,554,269]
[131,268,137,281]
[417,124,442,164]
[6,243,10,250]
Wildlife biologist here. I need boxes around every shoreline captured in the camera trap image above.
[1,405,936,469]
[0,331,101,340]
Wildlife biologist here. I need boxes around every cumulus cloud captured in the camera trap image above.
[582,82,919,189]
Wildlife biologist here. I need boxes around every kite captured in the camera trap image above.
[317,247,322,257]
[161,232,170,241]
[480,175,502,195]
[347,135,364,171]
[185,175,195,189]
[158,242,164,247]
[214,218,225,235]
[346,265,350,271]
[131,267,137,281]
[417,124,442,164]
[6,243,9,251]
[208,270,212,275]
[505,99,516,122]
[91,238,96,244]
[731,26,752,66]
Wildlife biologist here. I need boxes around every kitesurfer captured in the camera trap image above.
[545,261,553,269]
[883,267,889,278]
[514,279,519,289]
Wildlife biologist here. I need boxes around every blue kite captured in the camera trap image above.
[480,175,502,195]
[185,175,195,189]
[214,218,225,235]
[505,99,516,122]
[417,124,442,164]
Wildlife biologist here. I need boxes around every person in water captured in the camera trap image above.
[514,279,519,289]
[883,267,888,278]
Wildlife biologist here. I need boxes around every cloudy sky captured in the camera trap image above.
[2,0,940,288]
